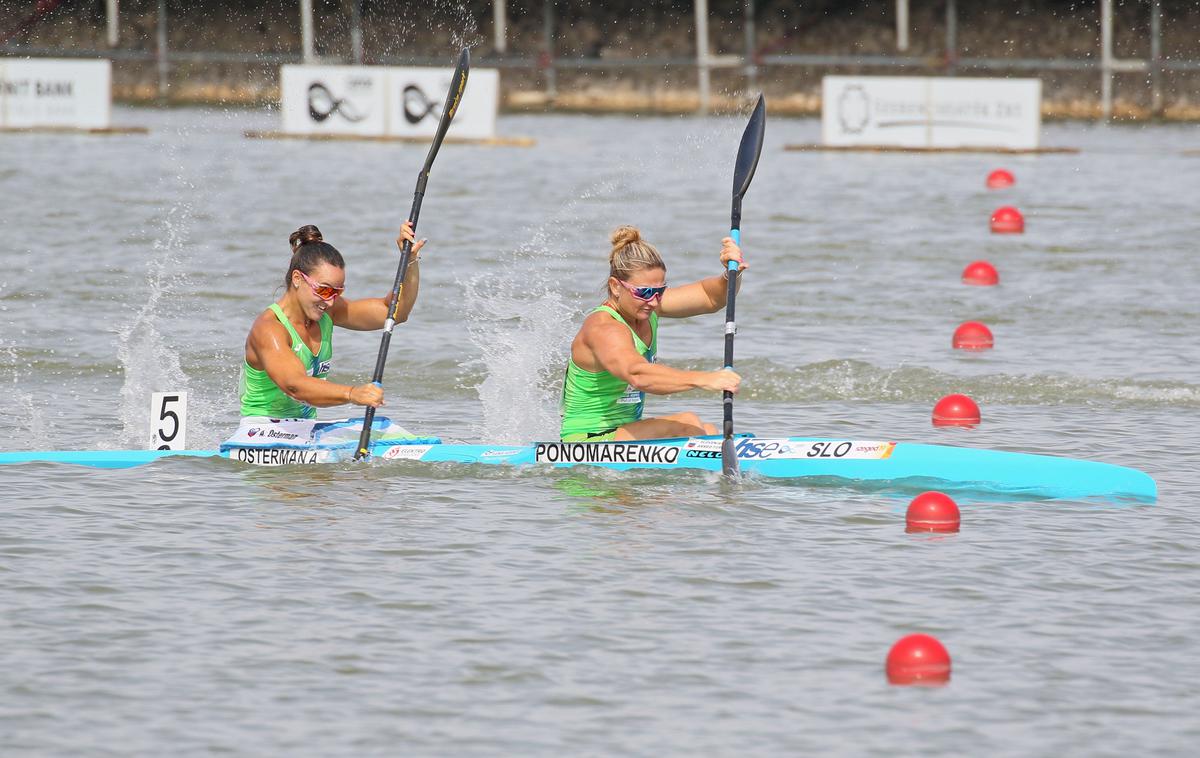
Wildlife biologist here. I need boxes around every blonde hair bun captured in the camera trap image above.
[603,224,666,295]
[610,225,643,256]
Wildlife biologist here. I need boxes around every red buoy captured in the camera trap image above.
[990,206,1024,234]
[986,169,1015,189]
[961,260,999,286]
[886,634,952,685]
[952,321,994,351]
[906,492,961,533]
[932,394,981,427]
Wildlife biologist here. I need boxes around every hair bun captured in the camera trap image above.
[289,224,323,252]
[610,225,642,254]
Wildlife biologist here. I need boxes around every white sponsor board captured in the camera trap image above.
[386,67,497,140]
[0,58,111,129]
[281,65,386,136]
[822,76,1041,149]
[280,65,498,139]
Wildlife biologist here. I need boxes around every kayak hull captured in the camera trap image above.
[0,436,1157,502]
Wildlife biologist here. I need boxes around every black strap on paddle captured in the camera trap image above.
[721,94,766,477]
[355,48,470,460]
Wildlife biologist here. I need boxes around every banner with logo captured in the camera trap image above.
[280,65,498,140]
[280,65,387,136]
[0,58,111,129]
[821,76,1041,149]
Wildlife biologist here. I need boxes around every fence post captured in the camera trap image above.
[300,0,315,63]
[543,0,557,99]
[350,0,363,65]
[944,0,957,75]
[156,0,168,100]
[1150,0,1162,117]
[695,0,710,115]
[494,0,507,54]
[1100,0,1113,120]
[743,0,757,92]
[106,0,119,47]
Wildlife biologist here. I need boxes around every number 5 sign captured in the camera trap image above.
[150,392,188,450]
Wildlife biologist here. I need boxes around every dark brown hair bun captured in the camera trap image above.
[289,224,323,253]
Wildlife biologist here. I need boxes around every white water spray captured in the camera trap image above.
[462,181,622,442]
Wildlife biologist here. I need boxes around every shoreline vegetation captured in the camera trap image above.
[7,0,1200,120]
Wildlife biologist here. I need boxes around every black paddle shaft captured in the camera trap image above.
[355,49,469,460]
[720,95,766,476]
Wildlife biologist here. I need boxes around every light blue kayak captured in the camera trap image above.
[0,435,1157,502]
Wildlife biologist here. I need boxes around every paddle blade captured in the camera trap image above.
[443,48,470,122]
[721,435,740,477]
[732,94,766,201]
[422,48,470,171]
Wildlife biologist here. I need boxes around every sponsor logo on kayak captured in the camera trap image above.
[480,448,524,458]
[684,438,723,452]
[684,449,723,459]
[734,438,795,459]
[737,440,896,460]
[724,439,897,460]
[231,448,320,466]
[795,440,895,459]
[534,443,680,465]
[247,429,260,437]
[380,445,433,461]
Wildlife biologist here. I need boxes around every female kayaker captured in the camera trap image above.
[239,222,426,419]
[561,225,743,441]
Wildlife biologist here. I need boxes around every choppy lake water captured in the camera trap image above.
[1,106,1198,756]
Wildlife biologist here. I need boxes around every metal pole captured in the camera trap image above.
[1150,0,1162,117]
[1100,0,1112,120]
[743,0,756,92]
[695,0,710,115]
[494,0,507,54]
[543,0,556,98]
[300,0,315,63]
[896,0,909,52]
[106,0,118,47]
[945,0,957,75]
[156,0,168,99]
[350,0,363,65]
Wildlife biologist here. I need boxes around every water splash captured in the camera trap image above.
[0,281,47,450]
[114,204,194,448]
[460,181,625,442]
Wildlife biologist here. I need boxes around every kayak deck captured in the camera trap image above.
[0,436,1157,502]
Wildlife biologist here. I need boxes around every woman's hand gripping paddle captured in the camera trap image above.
[721,94,766,477]
[355,49,470,460]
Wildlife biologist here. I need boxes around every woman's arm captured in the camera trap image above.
[659,236,745,318]
[331,222,426,331]
[585,318,740,396]
[249,321,384,408]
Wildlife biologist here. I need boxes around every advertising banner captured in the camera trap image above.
[0,58,111,129]
[821,76,1042,149]
[384,67,497,140]
[280,65,387,136]
[280,65,499,140]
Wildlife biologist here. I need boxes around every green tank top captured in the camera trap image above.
[561,305,658,438]
[239,303,333,419]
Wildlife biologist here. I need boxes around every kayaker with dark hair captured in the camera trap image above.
[239,221,426,419]
[560,225,744,442]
